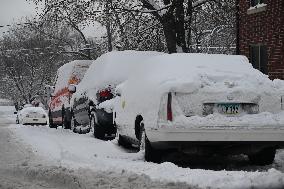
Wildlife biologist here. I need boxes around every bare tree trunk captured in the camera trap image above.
[162,17,177,53]
[175,0,188,52]
[106,0,113,52]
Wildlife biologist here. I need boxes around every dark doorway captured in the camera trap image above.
[249,44,268,74]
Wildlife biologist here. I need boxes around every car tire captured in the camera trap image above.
[248,148,276,165]
[71,116,77,133]
[118,134,132,148]
[90,116,105,139]
[48,113,56,128]
[63,114,71,129]
[145,135,162,163]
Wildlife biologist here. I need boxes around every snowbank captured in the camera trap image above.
[9,124,284,189]
[0,99,13,106]
[0,106,15,124]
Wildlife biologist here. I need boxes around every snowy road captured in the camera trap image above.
[1,106,284,189]
[0,106,195,189]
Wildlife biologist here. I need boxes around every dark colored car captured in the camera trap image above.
[71,87,116,139]
[69,51,163,140]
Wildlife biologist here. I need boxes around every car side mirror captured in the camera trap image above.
[68,84,76,94]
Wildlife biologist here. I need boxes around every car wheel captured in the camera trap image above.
[145,135,162,163]
[90,116,104,139]
[248,148,276,165]
[49,112,56,128]
[63,115,71,129]
[118,134,131,147]
[71,116,77,133]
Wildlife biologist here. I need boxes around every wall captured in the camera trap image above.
[238,0,284,79]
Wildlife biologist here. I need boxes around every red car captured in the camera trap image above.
[48,60,92,129]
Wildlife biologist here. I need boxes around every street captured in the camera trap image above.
[0,106,194,189]
[1,106,284,189]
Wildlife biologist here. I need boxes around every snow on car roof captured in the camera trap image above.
[121,53,276,95]
[114,53,284,128]
[74,50,164,100]
[54,60,93,93]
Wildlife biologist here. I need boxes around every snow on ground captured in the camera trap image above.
[0,106,194,189]
[8,123,284,189]
[0,105,16,124]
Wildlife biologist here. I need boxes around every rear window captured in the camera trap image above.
[72,65,90,82]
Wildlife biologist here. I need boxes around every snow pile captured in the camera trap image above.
[0,106,15,124]
[9,124,284,189]
[0,99,13,106]
[114,53,284,129]
[54,60,93,94]
[73,51,164,104]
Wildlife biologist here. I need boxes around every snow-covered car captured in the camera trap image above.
[114,53,284,165]
[71,51,164,139]
[17,106,48,125]
[48,60,92,129]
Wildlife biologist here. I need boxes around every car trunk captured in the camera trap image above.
[158,91,284,129]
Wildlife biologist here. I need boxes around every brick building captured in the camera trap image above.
[237,0,284,79]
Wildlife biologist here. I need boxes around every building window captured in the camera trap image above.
[249,45,268,74]
[250,0,264,7]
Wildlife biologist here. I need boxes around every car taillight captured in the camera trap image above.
[99,89,112,98]
[167,93,173,121]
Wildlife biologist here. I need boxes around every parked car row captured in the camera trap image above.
[44,51,284,165]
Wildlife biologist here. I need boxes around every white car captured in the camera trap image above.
[17,107,48,125]
[114,53,284,165]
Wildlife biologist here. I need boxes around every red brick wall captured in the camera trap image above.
[238,0,284,79]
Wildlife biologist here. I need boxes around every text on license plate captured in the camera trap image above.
[217,103,240,115]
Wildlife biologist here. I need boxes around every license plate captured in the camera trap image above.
[33,119,38,121]
[217,103,240,115]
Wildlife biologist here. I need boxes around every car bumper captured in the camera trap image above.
[146,127,284,154]
[147,127,284,142]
